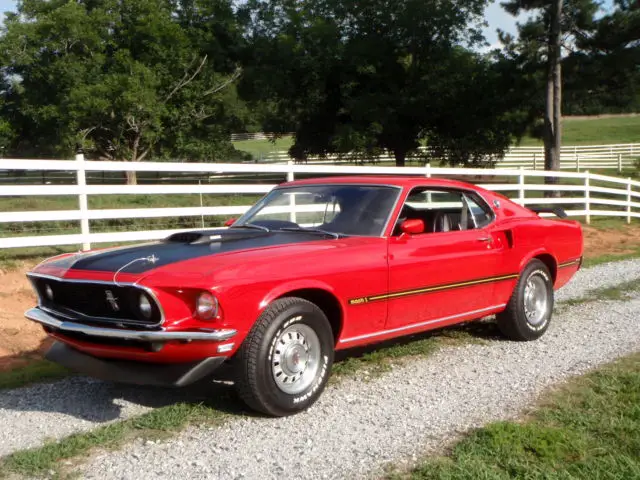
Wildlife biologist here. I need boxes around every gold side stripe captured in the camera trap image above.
[559,258,581,268]
[349,273,519,305]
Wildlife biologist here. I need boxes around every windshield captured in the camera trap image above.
[234,184,401,236]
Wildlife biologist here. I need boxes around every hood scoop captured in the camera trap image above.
[165,231,213,244]
[164,228,267,244]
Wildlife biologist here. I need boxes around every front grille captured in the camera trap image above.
[31,277,162,327]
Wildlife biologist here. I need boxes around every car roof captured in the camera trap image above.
[282,175,480,190]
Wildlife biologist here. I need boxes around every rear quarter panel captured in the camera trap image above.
[489,213,583,305]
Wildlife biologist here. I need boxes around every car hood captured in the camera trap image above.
[32,228,355,283]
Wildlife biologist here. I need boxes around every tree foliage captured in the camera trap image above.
[563,0,640,114]
[241,0,535,166]
[500,0,598,177]
[0,0,248,181]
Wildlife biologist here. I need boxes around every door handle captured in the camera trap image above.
[477,236,492,243]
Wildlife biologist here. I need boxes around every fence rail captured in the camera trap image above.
[255,143,639,171]
[0,154,639,251]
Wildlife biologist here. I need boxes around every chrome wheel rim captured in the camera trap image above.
[523,273,549,326]
[271,322,321,395]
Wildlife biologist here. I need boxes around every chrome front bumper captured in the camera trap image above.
[25,307,237,342]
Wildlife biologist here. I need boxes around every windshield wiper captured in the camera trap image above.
[279,227,341,239]
[229,223,270,233]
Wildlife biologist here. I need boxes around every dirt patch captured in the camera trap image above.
[0,262,52,371]
[582,224,640,259]
[1,225,640,370]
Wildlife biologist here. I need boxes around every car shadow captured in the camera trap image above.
[0,320,503,423]
[0,362,249,424]
[335,317,504,363]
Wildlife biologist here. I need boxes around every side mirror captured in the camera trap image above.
[400,219,424,235]
[224,218,237,227]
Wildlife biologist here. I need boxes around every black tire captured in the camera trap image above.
[235,297,335,416]
[497,259,554,341]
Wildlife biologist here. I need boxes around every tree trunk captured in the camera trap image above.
[393,149,406,167]
[543,0,563,198]
[125,169,138,185]
[126,134,141,185]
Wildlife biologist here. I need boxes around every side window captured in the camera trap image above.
[463,192,494,229]
[394,188,494,235]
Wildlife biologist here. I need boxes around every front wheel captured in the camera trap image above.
[235,297,334,416]
[497,259,554,341]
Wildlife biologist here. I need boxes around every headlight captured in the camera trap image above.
[196,292,219,320]
[44,284,54,301]
[138,293,153,320]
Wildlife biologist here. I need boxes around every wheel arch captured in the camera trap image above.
[533,253,558,284]
[519,249,558,284]
[260,282,345,345]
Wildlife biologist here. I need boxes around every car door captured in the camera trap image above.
[385,188,506,329]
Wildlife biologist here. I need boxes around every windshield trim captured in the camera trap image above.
[234,183,403,238]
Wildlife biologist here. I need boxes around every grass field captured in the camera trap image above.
[396,352,640,480]
[231,116,640,157]
[232,136,294,159]
[519,115,640,146]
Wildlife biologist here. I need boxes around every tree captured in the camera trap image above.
[241,0,533,167]
[1,0,246,183]
[501,0,598,181]
[563,0,640,114]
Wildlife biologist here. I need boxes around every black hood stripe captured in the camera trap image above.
[48,229,331,274]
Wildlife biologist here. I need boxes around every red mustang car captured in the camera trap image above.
[25,176,582,416]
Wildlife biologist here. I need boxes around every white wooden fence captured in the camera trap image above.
[257,143,639,171]
[0,154,639,251]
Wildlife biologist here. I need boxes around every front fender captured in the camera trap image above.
[259,279,344,312]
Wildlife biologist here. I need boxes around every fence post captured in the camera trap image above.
[618,153,622,173]
[584,171,591,225]
[575,154,580,172]
[287,159,295,182]
[287,160,296,223]
[627,178,632,225]
[425,162,431,178]
[518,167,525,203]
[533,153,537,170]
[76,152,91,250]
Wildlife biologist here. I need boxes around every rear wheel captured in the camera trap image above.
[497,259,554,341]
[235,297,334,416]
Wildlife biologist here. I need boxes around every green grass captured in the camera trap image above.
[0,401,228,478]
[332,325,489,379]
[394,352,640,480]
[516,116,640,146]
[0,360,70,390]
[231,117,640,156]
[561,278,640,308]
[583,247,640,267]
[232,136,293,159]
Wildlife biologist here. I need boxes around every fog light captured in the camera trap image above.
[45,284,54,301]
[196,292,219,320]
[139,293,153,319]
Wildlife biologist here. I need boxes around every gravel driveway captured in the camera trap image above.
[79,294,640,480]
[0,258,639,471]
